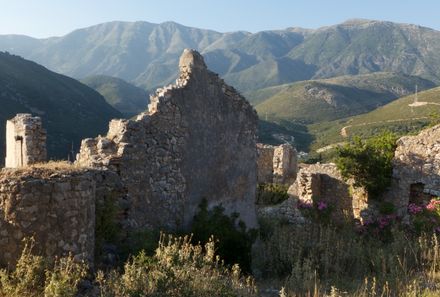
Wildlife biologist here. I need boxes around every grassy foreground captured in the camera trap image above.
[1,225,439,296]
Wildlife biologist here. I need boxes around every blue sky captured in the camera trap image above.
[1,0,439,37]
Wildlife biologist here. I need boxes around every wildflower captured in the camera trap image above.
[435,227,440,234]
[426,199,440,211]
[317,201,327,210]
[378,217,390,229]
[408,203,423,215]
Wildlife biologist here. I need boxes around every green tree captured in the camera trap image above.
[336,131,397,199]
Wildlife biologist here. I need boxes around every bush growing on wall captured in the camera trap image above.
[336,131,397,199]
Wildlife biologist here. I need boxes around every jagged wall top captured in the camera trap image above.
[179,49,207,73]
[76,49,258,230]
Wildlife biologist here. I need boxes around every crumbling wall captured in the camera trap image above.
[5,114,46,168]
[389,124,440,215]
[0,168,95,267]
[76,49,258,230]
[257,143,297,185]
[257,144,275,184]
[288,163,369,222]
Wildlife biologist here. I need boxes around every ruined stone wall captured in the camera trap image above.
[257,143,297,185]
[389,124,440,215]
[257,144,275,184]
[0,168,95,267]
[288,163,369,222]
[76,49,258,230]
[273,144,298,184]
[5,114,46,168]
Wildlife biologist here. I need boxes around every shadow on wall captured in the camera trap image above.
[389,151,440,216]
[287,164,372,224]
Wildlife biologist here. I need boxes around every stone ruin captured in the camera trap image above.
[76,49,258,230]
[280,125,440,223]
[389,124,440,216]
[0,170,96,266]
[5,114,46,168]
[288,163,369,222]
[257,143,297,185]
[2,49,440,269]
[0,49,258,267]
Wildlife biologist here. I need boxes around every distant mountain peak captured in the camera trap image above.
[342,18,378,25]
[1,18,440,94]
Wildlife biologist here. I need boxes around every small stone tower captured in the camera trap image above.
[257,143,298,185]
[5,114,47,168]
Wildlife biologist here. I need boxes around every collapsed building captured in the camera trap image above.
[389,124,440,215]
[2,48,439,268]
[0,49,258,267]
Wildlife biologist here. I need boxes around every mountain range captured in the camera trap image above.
[2,19,440,154]
[2,19,440,93]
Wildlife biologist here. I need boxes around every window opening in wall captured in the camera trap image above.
[15,135,23,167]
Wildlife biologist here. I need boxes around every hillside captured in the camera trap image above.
[81,75,149,117]
[0,52,122,162]
[254,72,435,124]
[310,86,440,151]
[2,19,440,92]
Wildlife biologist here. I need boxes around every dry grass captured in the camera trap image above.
[254,218,440,296]
[0,161,88,179]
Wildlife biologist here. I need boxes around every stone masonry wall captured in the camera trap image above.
[5,114,46,168]
[0,168,95,267]
[257,143,297,185]
[273,144,298,184]
[257,144,275,184]
[288,163,369,222]
[389,124,440,216]
[76,49,258,230]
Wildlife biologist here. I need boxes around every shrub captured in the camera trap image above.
[95,194,160,267]
[0,239,45,297]
[379,201,396,215]
[336,131,397,199]
[0,238,87,297]
[118,228,160,262]
[408,197,440,234]
[97,234,258,297]
[191,199,257,272]
[257,183,289,205]
[44,256,88,297]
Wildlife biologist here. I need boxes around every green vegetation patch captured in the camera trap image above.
[335,131,397,199]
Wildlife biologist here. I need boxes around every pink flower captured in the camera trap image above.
[378,217,390,229]
[317,201,328,210]
[426,199,440,211]
[408,203,423,214]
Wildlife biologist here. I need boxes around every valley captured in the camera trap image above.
[1,6,440,296]
[3,19,440,157]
